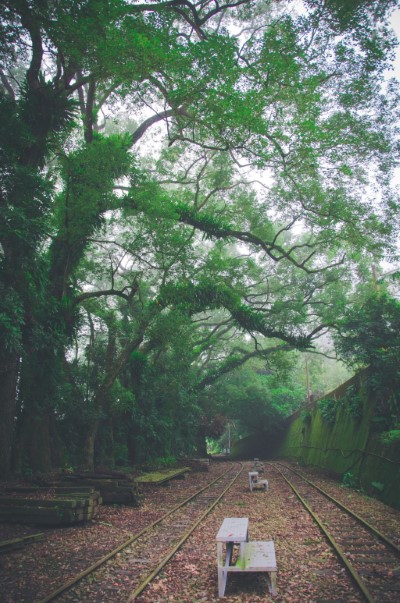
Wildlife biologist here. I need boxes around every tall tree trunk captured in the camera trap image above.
[127,433,136,466]
[106,419,115,469]
[15,411,53,473]
[15,347,63,473]
[196,427,208,457]
[0,354,19,478]
[82,418,100,471]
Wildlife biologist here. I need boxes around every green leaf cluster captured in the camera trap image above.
[334,290,400,427]
[318,397,338,426]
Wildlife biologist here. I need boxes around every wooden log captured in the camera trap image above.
[100,489,139,505]
[51,493,102,505]
[60,477,117,485]
[50,487,97,494]
[2,481,133,507]
[0,498,91,509]
[1,486,39,491]
[56,480,140,506]
[1,486,97,494]
[0,533,44,554]
[0,501,97,526]
[0,511,66,525]
[0,506,60,515]
[62,470,133,480]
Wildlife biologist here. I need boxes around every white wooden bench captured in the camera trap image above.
[249,471,268,492]
[216,517,277,597]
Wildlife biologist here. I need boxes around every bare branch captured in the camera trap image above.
[128,1,251,38]
[131,106,188,146]
[74,279,139,306]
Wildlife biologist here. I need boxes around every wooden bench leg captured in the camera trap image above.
[217,564,227,596]
[268,570,277,595]
[217,542,233,597]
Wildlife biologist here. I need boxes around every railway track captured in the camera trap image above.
[39,463,243,603]
[272,462,400,603]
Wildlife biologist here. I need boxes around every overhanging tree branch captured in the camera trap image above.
[74,280,139,306]
[131,107,188,145]
[172,204,345,273]
[196,343,293,389]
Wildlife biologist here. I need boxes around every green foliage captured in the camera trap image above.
[342,471,360,489]
[0,284,24,355]
[309,0,398,33]
[342,385,364,422]
[1,0,399,474]
[20,77,78,150]
[154,455,178,468]
[119,309,202,462]
[109,379,136,415]
[175,203,233,239]
[201,354,306,440]
[379,430,400,444]
[334,290,400,427]
[159,278,310,349]
[159,279,238,315]
[235,385,279,433]
[0,95,56,252]
[52,135,132,271]
[318,397,338,426]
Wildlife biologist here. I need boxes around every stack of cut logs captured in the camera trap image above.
[0,470,141,527]
[0,486,101,527]
[54,470,142,506]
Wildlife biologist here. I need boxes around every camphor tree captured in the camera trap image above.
[0,0,399,474]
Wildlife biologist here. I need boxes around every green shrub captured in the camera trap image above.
[343,385,363,422]
[318,397,338,426]
[379,429,400,445]
[342,471,360,489]
[334,291,400,429]
[156,455,178,467]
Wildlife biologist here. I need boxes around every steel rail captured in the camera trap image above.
[39,463,238,603]
[275,464,375,603]
[276,462,400,554]
[127,462,244,601]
